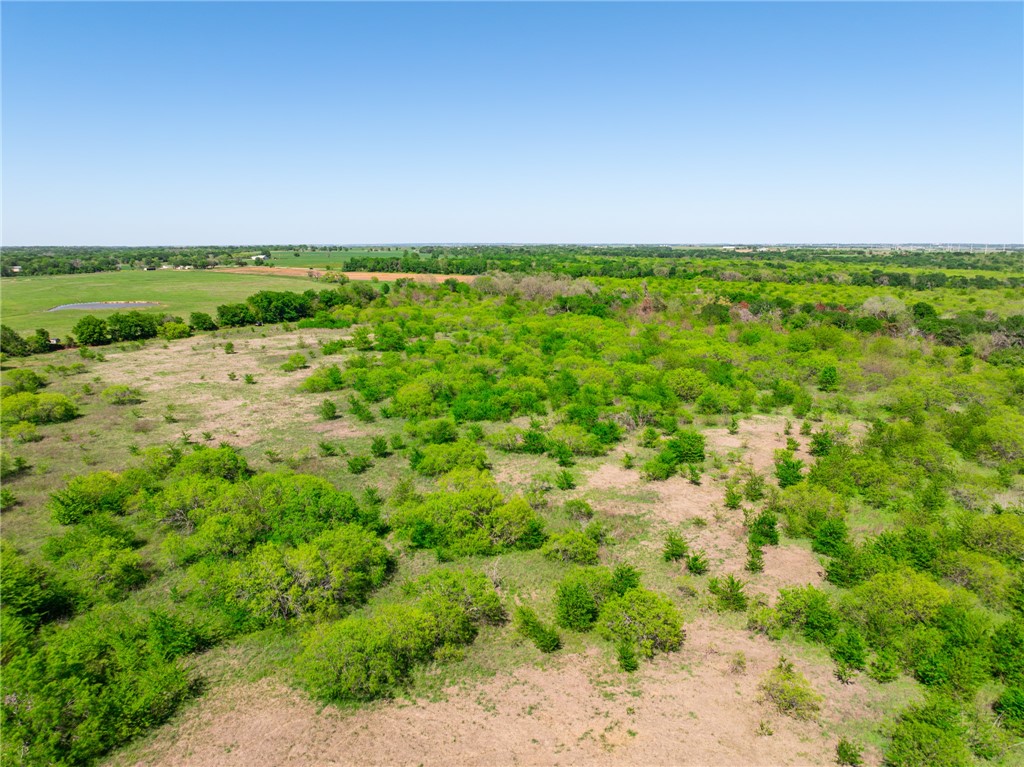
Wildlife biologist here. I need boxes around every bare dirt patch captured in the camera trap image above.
[110,618,876,767]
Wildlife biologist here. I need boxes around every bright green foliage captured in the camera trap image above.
[280,353,308,372]
[515,606,561,653]
[1,368,47,397]
[758,656,822,720]
[830,627,868,670]
[884,696,976,767]
[158,322,191,340]
[564,499,594,520]
[554,567,615,631]
[663,531,688,562]
[318,399,338,420]
[107,311,159,342]
[542,530,600,565]
[617,640,639,671]
[348,455,373,474]
[708,575,749,612]
[101,385,144,405]
[818,365,840,392]
[990,618,1024,685]
[42,519,147,603]
[0,541,77,629]
[1,607,201,767]
[835,738,863,766]
[50,471,135,525]
[297,569,503,702]
[391,470,545,558]
[171,445,251,482]
[686,550,709,575]
[848,569,951,646]
[775,585,840,643]
[72,315,111,345]
[774,450,805,488]
[414,440,489,476]
[597,588,684,658]
[177,525,392,628]
[994,687,1024,735]
[748,509,780,546]
[300,364,345,392]
[1,391,78,425]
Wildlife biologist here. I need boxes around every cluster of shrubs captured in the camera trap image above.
[298,569,504,701]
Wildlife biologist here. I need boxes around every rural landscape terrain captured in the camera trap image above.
[2,245,1024,766]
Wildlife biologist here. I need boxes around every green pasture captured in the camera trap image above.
[0,269,313,335]
[267,248,417,268]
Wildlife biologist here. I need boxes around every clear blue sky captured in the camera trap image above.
[2,1,1022,245]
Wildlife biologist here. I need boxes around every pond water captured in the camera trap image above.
[47,302,161,312]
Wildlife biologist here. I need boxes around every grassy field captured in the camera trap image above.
[267,248,416,268]
[0,269,314,335]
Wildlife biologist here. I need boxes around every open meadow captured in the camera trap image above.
[2,251,1024,767]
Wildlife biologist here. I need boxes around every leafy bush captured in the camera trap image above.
[515,606,561,653]
[597,588,684,658]
[414,440,489,476]
[280,353,308,372]
[318,399,338,420]
[554,567,615,631]
[101,385,144,405]
[1,368,47,397]
[564,499,594,520]
[1,392,78,425]
[542,530,599,565]
[50,471,135,525]
[297,569,502,702]
[758,656,822,720]
[663,531,689,561]
[172,445,251,482]
[391,470,545,558]
[158,322,191,340]
[189,312,218,331]
[348,455,373,474]
[1,607,199,766]
[686,550,709,575]
[708,575,748,612]
[994,686,1024,735]
[774,450,805,488]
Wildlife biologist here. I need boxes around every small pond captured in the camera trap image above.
[47,302,161,312]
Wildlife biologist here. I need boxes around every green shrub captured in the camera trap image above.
[554,469,577,490]
[1,368,47,397]
[391,470,544,557]
[748,509,779,546]
[280,353,308,372]
[708,575,749,612]
[724,485,743,509]
[189,312,218,331]
[597,587,684,658]
[0,487,17,511]
[1,607,197,766]
[564,499,594,520]
[884,697,974,767]
[297,569,501,702]
[4,421,41,444]
[515,606,561,653]
[994,687,1024,735]
[172,445,251,482]
[370,436,391,458]
[542,530,599,565]
[758,656,822,720]
[641,458,675,481]
[617,640,639,671]
[776,585,840,643]
[867,648,901,683]
[990,617,1024,685]
[835,737,863,766]
[318,399,338,420]
[158,322,191,340]
[829,627,867,670]
[663,531,688,562]
[50,471,134,525]
[101,385,144,405]
[554,567,615,631]
[1,392,78,425]
[685,550,709,575]
[415,440,489,476]
[745,541,764,573]
[300,364,345,393]
[347,455,373,474]
[774,450,805,488]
